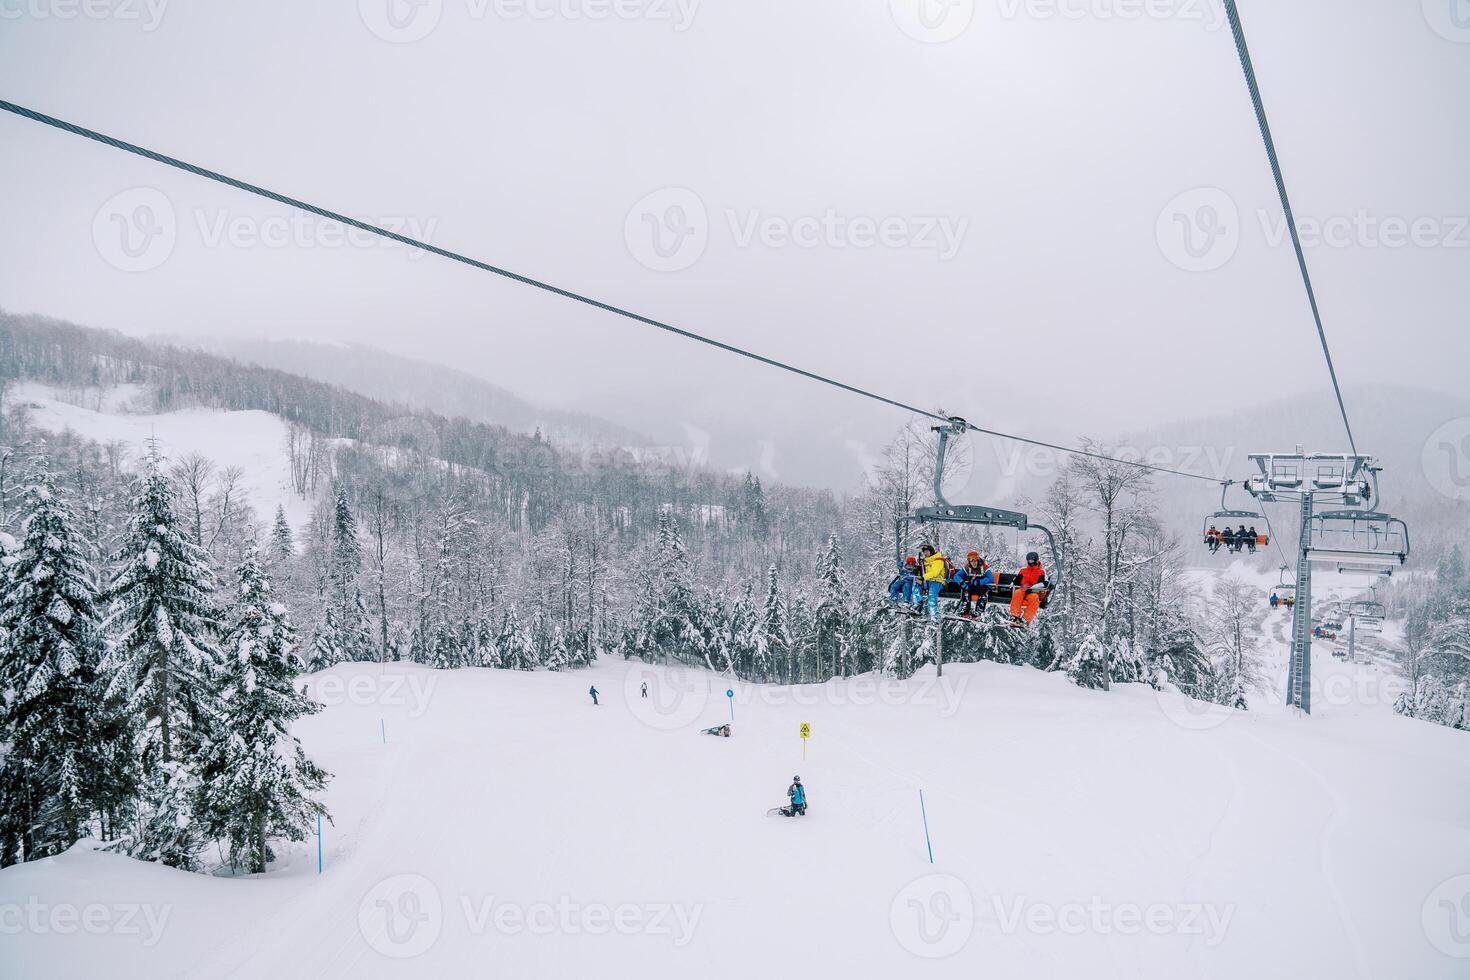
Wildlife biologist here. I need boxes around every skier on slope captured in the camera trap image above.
[786,775,807,816]
[589,685,600,706]
[641,681,649,699]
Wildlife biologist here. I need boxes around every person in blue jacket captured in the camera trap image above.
[888,555,920,605]
[787,775,807,816]
[589,685,599,706]
[955,551,996,619]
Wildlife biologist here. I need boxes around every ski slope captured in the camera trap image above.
[6,382,312,531]
[3,640,1467,979]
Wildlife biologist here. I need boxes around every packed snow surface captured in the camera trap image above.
[2,637,1467,979]
[7,382,310,531]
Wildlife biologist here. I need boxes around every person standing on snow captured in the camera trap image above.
[589,685,600,706]
[787,775,807,816]
[640,681,649,699]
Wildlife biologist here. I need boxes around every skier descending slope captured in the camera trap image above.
[588,685,599,706]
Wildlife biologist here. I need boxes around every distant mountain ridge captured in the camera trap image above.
[158,335,652,451]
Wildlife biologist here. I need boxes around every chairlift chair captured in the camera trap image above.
[891,418,1062,617]
[1202,484,1268,554]
[1305,510,1410,569]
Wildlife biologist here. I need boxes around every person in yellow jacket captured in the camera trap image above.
[915,544,948,619]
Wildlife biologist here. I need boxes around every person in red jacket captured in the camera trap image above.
[1009,551,1048,627]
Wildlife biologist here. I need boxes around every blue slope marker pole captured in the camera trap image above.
[919,789,934,865]
[380,718,386,744]
[726,688,735,721]
[316,812,323,874]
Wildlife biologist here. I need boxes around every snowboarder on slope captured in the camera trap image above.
[640,681,649,699]
[589,685,600,706]
[787,775,807,816]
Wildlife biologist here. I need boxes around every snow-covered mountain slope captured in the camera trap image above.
[7,382,312,531]
[3,640,1466,980]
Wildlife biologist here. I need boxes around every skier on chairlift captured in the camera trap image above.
[1237,525,1251,553]
[1205,525,1221,554]
[916,545,949,620]
[889,555,920,606]
[957,551,996,619]
[1247,526,1260,553]
[1221,527,1236,553]
[1009,552,1048,627]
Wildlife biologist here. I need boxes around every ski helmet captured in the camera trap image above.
[906,556,917,567]
[1026,551,1040,563]
[967,551,980,562]
[793,775,801,782]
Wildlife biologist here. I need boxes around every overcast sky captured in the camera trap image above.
[1,0,1466,490]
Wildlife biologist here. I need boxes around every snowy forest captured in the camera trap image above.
[0,314,1466,874]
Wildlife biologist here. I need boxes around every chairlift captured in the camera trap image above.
[1272,564,1297,603]
[1202,484,1268,555]
[1245,452,1377,506]
[1305,510,1410,569]
[890,418,1062,620]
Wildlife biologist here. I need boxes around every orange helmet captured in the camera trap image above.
[967,551,980,562]
[905,556,917,567]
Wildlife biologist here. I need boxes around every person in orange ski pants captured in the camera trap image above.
[1009,551,1049,626]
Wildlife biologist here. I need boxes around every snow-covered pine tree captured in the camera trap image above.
[269,505,295,590]
[813,534,853,681]
[197,538,330,874]
[498,607,535,670]
[545,625,571,671]
[0,455,132,863]
[1066,631,1109,690]
[758,564,792,683]
[104,442,224,868]
[311,485,373,663]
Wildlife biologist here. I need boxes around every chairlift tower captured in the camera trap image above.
[1243,451,1378,713]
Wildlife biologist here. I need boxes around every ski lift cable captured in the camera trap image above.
[0,97,1222,485]
[1221,1,1358,457]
